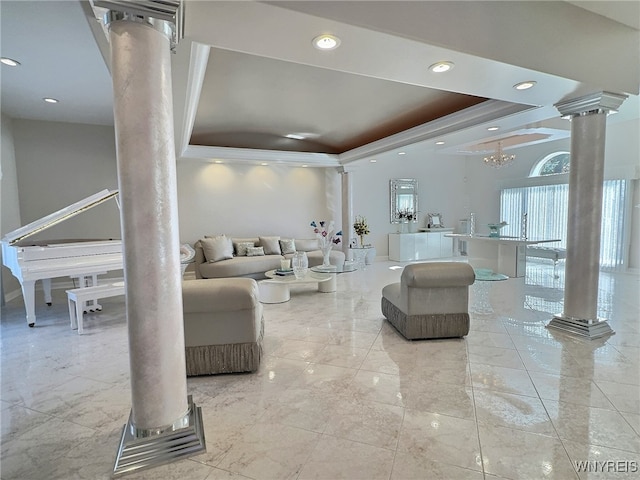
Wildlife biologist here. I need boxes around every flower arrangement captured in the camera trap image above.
[353,215,370,247]
[398,209,418,222]
[310,220,342,249]
[353,216,370,236]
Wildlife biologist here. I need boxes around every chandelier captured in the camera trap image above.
[483,141,515,168]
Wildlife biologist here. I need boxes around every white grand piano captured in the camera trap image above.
[2,189,122,327]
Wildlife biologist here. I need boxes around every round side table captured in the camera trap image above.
[471,268,508,315]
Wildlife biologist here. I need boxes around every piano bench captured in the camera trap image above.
[66,281,125,334]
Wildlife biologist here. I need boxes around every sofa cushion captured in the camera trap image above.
[279,238,296,254]
[201,235,233,263]
[231,237,258,255]
[247,246,265,257]
[259,236,281,255]
[235,241,255,256]
[198,255,283,278]
[295,238,320,252]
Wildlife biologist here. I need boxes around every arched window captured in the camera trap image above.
[529,151,570,177]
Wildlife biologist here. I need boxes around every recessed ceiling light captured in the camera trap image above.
[487,126,499,131]
[285,134,305,140]
[260,162,268,166]
[370,159,377,163]
[514,81,536,90]
[43,98,59,104]
[302,164,308,168]
[429,61,454,73]
[435,141,445,145]
[1,57,20,67]
[312,34,341,51]
[214,160,223,164]
[398,152,406,155]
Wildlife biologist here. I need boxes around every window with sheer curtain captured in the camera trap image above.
[499,153,628,268]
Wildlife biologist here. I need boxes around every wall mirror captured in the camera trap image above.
[390,178,418,223]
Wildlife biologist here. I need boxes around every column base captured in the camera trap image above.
[113,395,206,477]
[546,314,615,340]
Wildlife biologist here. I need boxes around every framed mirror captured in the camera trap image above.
[390,178,418,223]
[427,213,443,228]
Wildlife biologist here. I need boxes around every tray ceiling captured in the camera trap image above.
[190,48,487,154]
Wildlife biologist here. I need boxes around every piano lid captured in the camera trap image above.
[2,189,119,246]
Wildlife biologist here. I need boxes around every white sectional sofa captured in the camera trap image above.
[194,235,345,280]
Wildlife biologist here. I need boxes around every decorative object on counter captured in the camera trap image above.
[488,221,508,237]
[310,220,342,268]
[520,213,528,239]
[353,215,370,247]
[397,208,418,233]
[483,141,515,168]
[469,213,476,235]
[291,251,309,279]
[427,213,443,228]
[398,209,418,222]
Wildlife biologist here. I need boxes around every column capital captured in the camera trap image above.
[92,0,184,51]
[555,91,627,117]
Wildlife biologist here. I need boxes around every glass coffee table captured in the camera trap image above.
[309,261,358,292]
[259,269,332,303]
[471,268,508,314]
[259,263,358,304]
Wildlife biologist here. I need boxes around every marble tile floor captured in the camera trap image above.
[1,260,639,480]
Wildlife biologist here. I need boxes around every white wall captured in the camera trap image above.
[350,154,468,256]
[176,161,342,244]
[12,119,121,241]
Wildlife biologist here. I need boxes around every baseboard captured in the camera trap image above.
[4,288,22,303]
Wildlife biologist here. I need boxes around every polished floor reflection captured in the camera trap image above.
[1,260,639,479]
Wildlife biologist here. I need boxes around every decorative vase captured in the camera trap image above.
[291,251,308,279]
[409,221,418,233]
[359,235,365,247]
[320,243,333,267]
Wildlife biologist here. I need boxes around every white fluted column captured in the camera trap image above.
[548,91,626,339]
[341,169,354,255]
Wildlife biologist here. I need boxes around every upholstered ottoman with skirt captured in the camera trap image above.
[182,278,263,375]
[382,262,475,340]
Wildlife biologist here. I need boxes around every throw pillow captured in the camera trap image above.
[259,236,281,255]
[201,235,233,263]
[235,241,255,256]
[279,238,296,255]
[246,246,265,257]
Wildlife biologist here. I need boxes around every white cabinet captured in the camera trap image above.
[389,229,454,261]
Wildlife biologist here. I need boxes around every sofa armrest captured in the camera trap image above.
[193,240,206,279]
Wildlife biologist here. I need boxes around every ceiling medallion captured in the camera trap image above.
[483,141,515,168]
